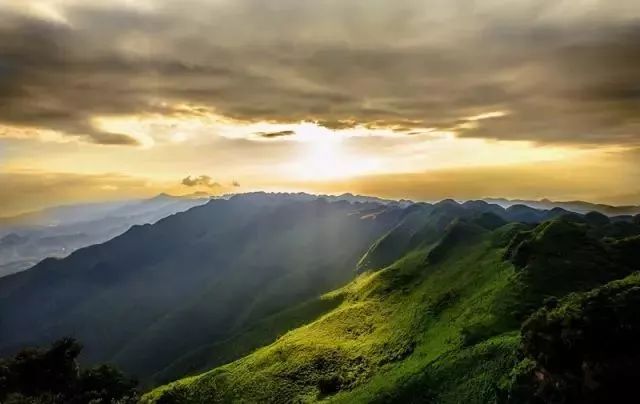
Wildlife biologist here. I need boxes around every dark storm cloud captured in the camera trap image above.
[1,1,640,146]
[0,12,140,145]
[181,175,220,188]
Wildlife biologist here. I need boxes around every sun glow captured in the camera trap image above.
[287,124,381,180]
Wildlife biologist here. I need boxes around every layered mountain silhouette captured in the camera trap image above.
[0,194,209,277]
[484,197,640,217]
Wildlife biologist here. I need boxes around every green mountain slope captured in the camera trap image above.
[151,292,345,385]
[144,214,640,403]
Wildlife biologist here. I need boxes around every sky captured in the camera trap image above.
[1,0,640,215]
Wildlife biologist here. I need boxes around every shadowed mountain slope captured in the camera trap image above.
[0,194,403,381]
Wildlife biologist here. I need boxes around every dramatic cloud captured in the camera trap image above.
[181,175,220,188]
[1,1,639,146]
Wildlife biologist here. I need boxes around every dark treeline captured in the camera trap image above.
[0,338,138,404]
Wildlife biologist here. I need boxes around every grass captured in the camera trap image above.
[143,222,522,403]
[150,293,345,386]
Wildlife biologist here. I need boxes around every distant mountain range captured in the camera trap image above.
[483,197,640,216]
[0,193,210,277]
[1,192,636,279]
[0,192,412,278]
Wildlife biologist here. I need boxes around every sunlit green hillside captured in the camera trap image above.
[144,213,640,403]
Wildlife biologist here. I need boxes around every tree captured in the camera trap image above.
[0,339,138,404]
[507,273,640,403]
